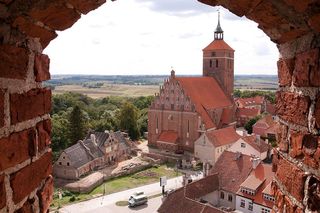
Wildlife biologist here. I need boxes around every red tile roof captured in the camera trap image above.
[266,102,275,115]
[236,96,265,107]
[176,77,233,129]
[206,126,241,147]
[242,135,270,153]
[237,108,260,117]
[158,131,178,144]
[210,151,253,193]
[220,107,234,126]
[237,164,274,208]
[158,174,225,213]
[203,39,234,51]
[185,173,219,199]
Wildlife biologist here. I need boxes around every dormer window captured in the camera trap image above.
[241,143,246,148]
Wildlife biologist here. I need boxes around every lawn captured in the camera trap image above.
[51,164,180,210]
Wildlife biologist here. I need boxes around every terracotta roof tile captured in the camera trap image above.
[236,108,260,117]
[240,174,264,190]
[158,131,178,143]
[185,173,219,199]
[266,102,276,115]
[220,107,234,126]
[158,182,225,213]
[203,39,234,51]
[206,126,241,147]
[176,77,233,129]
[242,135,270,153]
[237,164,274,208]
[210,151,253,193]
[236,96,265,107]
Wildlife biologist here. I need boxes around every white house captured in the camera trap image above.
[235,163,274,213]
[194,126,240,166]
[228,134,270,160]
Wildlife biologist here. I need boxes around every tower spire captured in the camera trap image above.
[214,10,224,40]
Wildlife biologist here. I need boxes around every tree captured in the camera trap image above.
[118,102,140,140]
[244,115,261,134]
[69,105,86,144]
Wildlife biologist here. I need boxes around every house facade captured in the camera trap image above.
[148,13,236,153]
[228,135,270,160]
[53,131,131,180]
[194,126,240,166]
[253,114,279,140]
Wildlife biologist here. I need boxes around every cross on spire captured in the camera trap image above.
[214,9,224,40]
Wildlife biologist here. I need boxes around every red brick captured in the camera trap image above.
[276,92,310,126]
[0,45,29,80]
[302,134,318,156]
[303,155,318,169]
[38,176,53,213]
[10,151,52,203]
[0,90,4,128]
[0,174,5,209]
[0,128,37,171]
[275,154,306,202]
[293,48,320,87]
[277,29,309,44]
[308,14,320,32]
[29,1,80,31]
[315,96,320,128]
[277,58,294,86]
[314,147,320,164]
[10,88,51,124]
[14,199,34,213]
[34,53,50,82]
[284,0,314,12]
[284,196,297,213]
[0,0,13,5]
[68,0,106,14]
[278,124,289,152]
[37,120,51,152]
[12,16,57,48]
[289,131,304,158]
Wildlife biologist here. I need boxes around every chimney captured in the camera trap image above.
[243,130,247,136]
[251,157,260,169]
[90,134,97,146]
[255,135,261,144]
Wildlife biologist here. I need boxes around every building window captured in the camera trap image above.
[228,194,233,202]
[59,162,62,165]
[216,59,219,67]
[211,52,216,57]
[261,208,270,213]
[241,143,246,148]
[248,202,253,211]
[209,59,212,68]
[240,199,245,208]
[67,162,70,166]
[220,191,224,199]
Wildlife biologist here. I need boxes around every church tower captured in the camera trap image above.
[203,11,235,97]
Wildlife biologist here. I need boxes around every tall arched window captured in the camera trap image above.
[216,59,219,67]
[209,59,212,68]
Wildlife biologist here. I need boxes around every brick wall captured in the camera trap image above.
[198,1,320,212]
[0,1,107,212]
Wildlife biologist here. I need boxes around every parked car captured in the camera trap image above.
[128,191,148,207]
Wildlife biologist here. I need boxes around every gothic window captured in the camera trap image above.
[220,191,224,199]
[187,120,190,132]
[156,117,158,129]
[209,59,212,68]
[216,59,219,67]
[228,194,233,202]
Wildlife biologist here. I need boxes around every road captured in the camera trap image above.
[58,172,203,213]
[59,176,184,213]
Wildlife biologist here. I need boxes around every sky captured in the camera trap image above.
[44,0,279,76]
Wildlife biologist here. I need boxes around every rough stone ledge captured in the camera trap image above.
[0,114,50,138]
[278,118,309,133]
[0,78,42,94]
[278,86,320,100]
[277,149,320,179]
[274,176,305,210]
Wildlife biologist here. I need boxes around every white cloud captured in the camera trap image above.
[44,0,278,75]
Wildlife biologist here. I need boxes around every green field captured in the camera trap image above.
[51,164,181,210]
[53,83,159,98]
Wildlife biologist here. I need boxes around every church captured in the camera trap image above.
[148,13,236,153]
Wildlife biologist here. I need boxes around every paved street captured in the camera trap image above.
[58,172,203,213]
[59,176,184,213]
